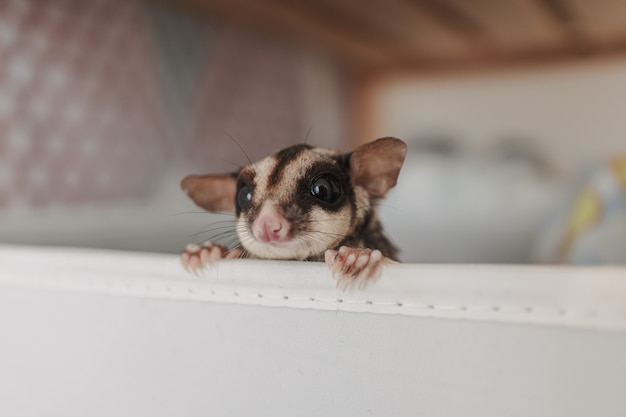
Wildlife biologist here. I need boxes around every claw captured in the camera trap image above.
[326,247,387,290]
[180,241,243,274]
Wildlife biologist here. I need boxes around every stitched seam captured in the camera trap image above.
[4,278,624,326]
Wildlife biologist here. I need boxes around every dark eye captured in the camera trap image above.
[310,174,342,203]
[237,183,253,209]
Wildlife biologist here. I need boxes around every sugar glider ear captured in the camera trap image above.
[180,174,237,213]
[349,137,407,198]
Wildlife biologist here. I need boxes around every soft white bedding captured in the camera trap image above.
[1,245,625,416]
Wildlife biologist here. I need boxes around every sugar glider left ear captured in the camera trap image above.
[349,137,407,198]
[181,173,237,213]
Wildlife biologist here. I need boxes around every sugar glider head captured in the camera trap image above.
[181,137,406,260]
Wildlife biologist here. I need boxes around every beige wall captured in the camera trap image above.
[370,58,626,175]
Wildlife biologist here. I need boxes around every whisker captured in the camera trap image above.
[303,126,313,145]
[190,227,237,240]
[225,131,252,165]
[237,235,256,245]
[370,202,408,215]
[168,211,236,217]
[189,221,237,235]
[221,159,243,170]
[229,239,242,246]
[225,237,241,249]
[196,220,237,229]
[300,231,348,239]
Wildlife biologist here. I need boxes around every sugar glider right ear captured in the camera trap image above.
[349,137,407,198]
[180,173,237,213]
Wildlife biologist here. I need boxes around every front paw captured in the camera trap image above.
[324,246,386,290]
[180,241,243,274]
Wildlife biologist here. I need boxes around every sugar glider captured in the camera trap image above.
[180,137,407,289]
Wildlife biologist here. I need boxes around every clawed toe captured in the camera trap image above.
[325,246,386,290]
[180,241,242,274]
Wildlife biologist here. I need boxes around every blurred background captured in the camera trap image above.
[0,0,624,264]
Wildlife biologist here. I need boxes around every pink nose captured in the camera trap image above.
[252,206,291,243]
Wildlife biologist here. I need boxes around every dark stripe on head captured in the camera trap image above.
[331,154,357,220]
[268,144,312,189]
[238,167,256,186]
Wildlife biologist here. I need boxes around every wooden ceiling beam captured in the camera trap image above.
[158,0,626,74]
[432,0,571,55]
[564,0,626,46]
[261,0,478,66]
[538,0,590,52]
[374,0,483,61]
[266,0,410,61]
[165,0,395,69]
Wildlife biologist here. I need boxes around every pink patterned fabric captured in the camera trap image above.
[0,0,166,208]
[0,0,303,209]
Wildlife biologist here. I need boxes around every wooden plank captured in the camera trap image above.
[377,0,482,61]
[565,0,626,46]
[158,0,626,72]
[163,0,396,69]
[436,0,571,55]
[539,0,589,52]
[263,0,480,63]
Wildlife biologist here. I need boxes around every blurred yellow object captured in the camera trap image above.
[557,189,600,262]
[545,156,626,264]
